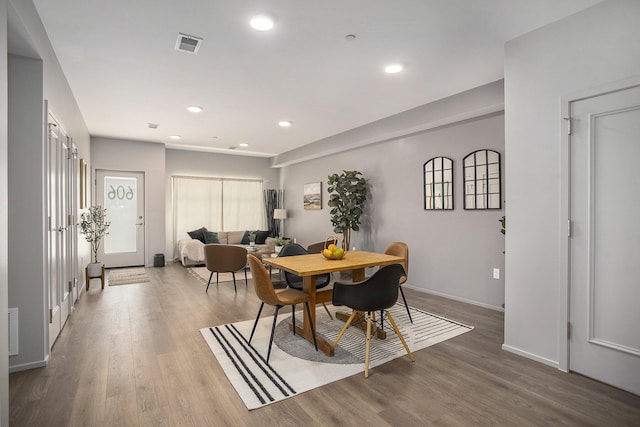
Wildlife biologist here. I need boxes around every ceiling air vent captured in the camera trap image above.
[175,33,203,54]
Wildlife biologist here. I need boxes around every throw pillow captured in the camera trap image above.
[255,230,270,244]
[241,230,252,245]
[187,227,207,243]
[203,231,219,244]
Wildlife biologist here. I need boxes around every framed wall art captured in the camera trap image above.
[463,149,501,210]
[423,156,454,210]
[303,182,322,210]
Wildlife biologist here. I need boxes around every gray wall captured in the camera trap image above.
[91,137,166,267]
[5,0,90,376]
[504,0,640,367]
[280,83,506,310]
[7,54,47,370]
[165,149,280,259]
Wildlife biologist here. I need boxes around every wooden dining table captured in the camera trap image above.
[262,250,405,356]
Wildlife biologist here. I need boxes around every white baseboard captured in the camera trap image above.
[9,356,48,373]
[404,284,504,312]
[501,344,559,369]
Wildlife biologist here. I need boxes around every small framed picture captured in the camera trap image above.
[80,158,86,208]
[304,182,322,210]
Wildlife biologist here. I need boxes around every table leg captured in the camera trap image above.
[294,275,334,356]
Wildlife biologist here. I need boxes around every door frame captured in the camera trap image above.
[45,107,75,349]
[559,74,640,372]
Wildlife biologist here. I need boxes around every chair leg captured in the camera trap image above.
[206,272,213,292]
[249,302,265,343]
[364,316,372,378]
[386,310,415,362]
[267,306,281,363]
[304,302,318,351]
[322,302,333,320]
[332,310,357,348]
[291,304,296,336]
[232,272,237,293]
[244,267,248,286]
[399,286,412,323]
[216,272,219,285]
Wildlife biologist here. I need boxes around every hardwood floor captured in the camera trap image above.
[10,263,640,426]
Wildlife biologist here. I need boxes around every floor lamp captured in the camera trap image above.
[274,209,287,237]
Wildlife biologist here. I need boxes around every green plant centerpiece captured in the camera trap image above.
[248,231,257,244]
[80,205,111,266]
[327,170,368,251]
[273,237,290,247]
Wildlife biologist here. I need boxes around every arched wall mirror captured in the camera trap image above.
[423,156,454,210]
[463,149,501,210]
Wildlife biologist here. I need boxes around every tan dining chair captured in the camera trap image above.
[306,238,337,255]
[247,254,318,363]
[203,244,248,293]
[384,242,412,323]
[331,263,415,377]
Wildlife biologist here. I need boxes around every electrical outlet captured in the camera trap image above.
[493,268,500,279]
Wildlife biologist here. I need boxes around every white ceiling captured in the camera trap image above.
[32,0,602,158]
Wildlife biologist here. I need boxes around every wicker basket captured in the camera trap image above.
[322,235,345,260]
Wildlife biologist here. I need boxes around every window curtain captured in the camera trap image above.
[173,176,265,242]
[264,189,284,237]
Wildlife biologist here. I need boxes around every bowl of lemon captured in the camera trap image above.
[322,242,345,260]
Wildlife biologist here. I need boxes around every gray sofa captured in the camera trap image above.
[176,230,276,266]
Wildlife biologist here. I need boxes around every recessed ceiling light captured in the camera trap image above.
[239,143,249,147]
[344,34,357,41]
[250,14,275,31]
[186,105,203,113]
[278,120,292,128]
[384,63,404,74]
[169,135,181,140]
[148,123,159,129]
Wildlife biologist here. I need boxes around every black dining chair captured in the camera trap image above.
[331,263,415,377]
[279,243,334,319]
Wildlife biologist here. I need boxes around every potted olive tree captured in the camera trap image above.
[80,205,111,276]
[327,170,368,251]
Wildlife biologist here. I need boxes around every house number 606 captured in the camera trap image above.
[107,185,134,200]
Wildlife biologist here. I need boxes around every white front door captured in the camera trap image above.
[569,83,640,395]
[96,170,145,267]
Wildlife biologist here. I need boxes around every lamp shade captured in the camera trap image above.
[273,209,287,220]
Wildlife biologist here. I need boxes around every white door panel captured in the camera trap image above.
[569,84,640,395]
[96,170,145,267]
[47,111,74,347]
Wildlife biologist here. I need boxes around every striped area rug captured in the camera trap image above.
[200,303,473,410]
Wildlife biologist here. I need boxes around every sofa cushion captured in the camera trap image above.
[203,231,219,244]
[227,230,245,244]
[187,227,207,243]
[216,231,229,244]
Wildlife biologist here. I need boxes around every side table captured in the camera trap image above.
[86,264,106,290]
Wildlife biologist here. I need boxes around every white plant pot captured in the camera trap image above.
[87,262,103,278]
[274,245,283,254]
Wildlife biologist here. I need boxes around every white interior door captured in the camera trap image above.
[569,83,640,395]
[47,113,72,347]
[96,170,145,267]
